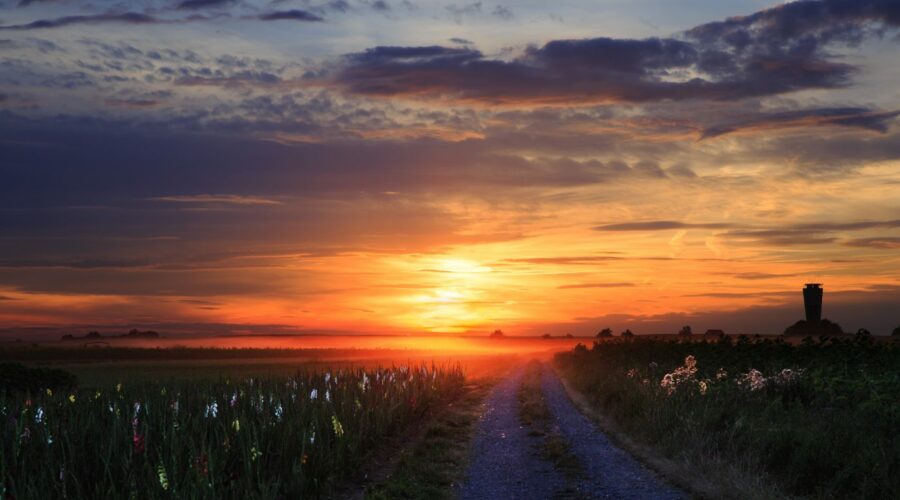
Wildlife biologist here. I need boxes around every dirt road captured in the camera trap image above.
[460,362,684,499]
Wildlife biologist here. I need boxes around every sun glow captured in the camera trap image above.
[398,257,498,333]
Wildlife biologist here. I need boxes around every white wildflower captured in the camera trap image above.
[737,369,766,391]
[274,403,283,421]
[659,355,699,396]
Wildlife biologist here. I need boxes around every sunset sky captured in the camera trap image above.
[1,0,899,339]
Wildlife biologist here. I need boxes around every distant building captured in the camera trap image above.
[784,284,844,336]
[803,284,823,325]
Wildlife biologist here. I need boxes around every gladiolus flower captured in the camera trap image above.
[133,432,145,454]
[331,415,344,438]
[195,454,209,477]
[157,464,169,490]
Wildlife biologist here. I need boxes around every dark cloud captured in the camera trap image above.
[594,219,900,237]
[747,130,900,171]
[594,221,736,231]
[332,0,900,105]
[105,98,164,108]
[0,116,630,265]
[844,237,900,249]
[492,5,513,20]
[724,229,833,244]
[505,256,621,265]
[0,13,160,30]
[258,10,324,22]
[17,0,63,6]
[701,107,899,138]
[503,255,720,265]
[446,2,482,23]
[557,282,636,289]
[790,220,900,231]
[175,70,281,87]
[732,272,799,281]
[176,0,236,10]
[323,0,351,13]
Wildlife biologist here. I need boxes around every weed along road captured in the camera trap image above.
[460,361,684,499]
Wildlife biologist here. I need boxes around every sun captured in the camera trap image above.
[398,257,497,333]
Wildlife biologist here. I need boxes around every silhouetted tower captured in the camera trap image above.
[803,284,823,325]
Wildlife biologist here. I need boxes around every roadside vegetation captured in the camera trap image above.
[364,378,494,499]
[555,336,900,499]
[1,363,465,498]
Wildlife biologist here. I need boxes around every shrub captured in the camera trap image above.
[0,362,77,394]
[555,337,900,499]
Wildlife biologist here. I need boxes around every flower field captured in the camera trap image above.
[556,336,900,499]
[1,364,465,498]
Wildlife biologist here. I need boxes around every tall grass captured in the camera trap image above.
[1,364,464,498]
[555,336,900,499]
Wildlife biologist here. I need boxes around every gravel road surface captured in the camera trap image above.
[541,365,685,499]
[458,367,567,499]
[460,362,685,500]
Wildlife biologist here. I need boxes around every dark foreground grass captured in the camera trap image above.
[555,336,900,500]
[1,364,464,499]
[363,379,493,500]
[518,360,585,497]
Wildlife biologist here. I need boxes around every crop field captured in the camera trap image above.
[1,359,467,498]
[555,336,900,499]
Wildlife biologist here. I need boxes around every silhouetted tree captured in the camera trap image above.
[678,325,693,336]
[893,325,900,337]
[0,363,77,394]
[620,329,634,337]
[541,333,552,339]
[704,329,725,340]
[489,329,505,339]
[85,331,102,339]
[596,328,613,338]
[856,328,871,339]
